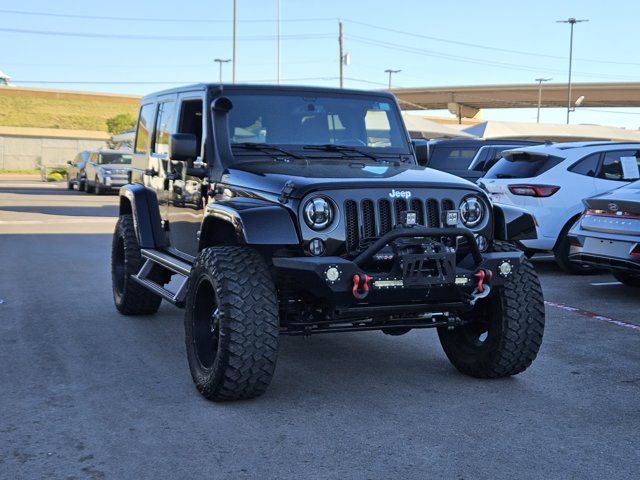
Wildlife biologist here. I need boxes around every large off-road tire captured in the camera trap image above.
[554,228,598,275]
[184,246,279,401]
[613,271,640,287]
[438,241,545,378]
[111,214,163,315]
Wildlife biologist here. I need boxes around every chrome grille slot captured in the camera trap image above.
[410,198,424,225]
[361,199,376,239]
[393,199,408,224]
[344,200,359,253]
[427,199,440,228]
[379,199,392,235]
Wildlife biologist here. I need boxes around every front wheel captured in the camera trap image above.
[438,241,545,378]
[184,246,279,401]
[94,178,103,195]
[66,175,74,190]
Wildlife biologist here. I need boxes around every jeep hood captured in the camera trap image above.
[221,160,480,198]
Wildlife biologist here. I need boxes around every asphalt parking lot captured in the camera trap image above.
[1,177,639,480]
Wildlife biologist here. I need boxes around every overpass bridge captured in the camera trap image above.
[391,82,640,117]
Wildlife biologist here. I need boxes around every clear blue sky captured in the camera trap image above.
[2,0,640,127]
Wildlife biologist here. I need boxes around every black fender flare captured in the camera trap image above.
[200,199,300,248]
[492,203,537,242]
[118,184,167,249]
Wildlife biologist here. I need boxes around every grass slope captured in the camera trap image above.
[0,93,138,131]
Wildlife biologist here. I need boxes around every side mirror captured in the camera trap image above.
[411,139,429,166]
[169,133,197,161]
[67,161,73,165]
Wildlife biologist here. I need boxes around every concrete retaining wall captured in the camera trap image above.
[0,127,109,169]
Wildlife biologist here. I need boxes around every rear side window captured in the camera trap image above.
[596,150,640,181]
[135,103,156,154]
[154,101,176,155]
[429,146,478,170]
[484,152,564,179]
[569,153,600,177]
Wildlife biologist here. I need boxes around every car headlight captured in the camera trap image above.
[303,196,334,231]
[103,169,112,175]
[459,195,486,229]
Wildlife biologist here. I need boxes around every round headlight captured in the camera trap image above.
[304,197,334,231]
[459,196,486,229]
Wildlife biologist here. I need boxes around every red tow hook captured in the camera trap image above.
[473,269,493,293]
[352,274,373,300]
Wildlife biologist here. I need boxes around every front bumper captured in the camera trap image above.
[102,175,129,189]
[273,226,523,313]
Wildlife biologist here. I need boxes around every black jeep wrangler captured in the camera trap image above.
[111,84,545,401]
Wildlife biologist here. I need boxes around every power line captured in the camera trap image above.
[342,18,640,67]
[0,8,337,24]
[346,34,640,81]
[0,27,333,42]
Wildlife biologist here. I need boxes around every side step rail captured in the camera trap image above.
[131,249,193,306]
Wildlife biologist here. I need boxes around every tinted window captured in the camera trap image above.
[135,103,155,154]
[226,93,407,151]
[569,153,600,177]
[596,150,640,181]
[154,101,176,154]
[429,146,478,170]
[98,153,132,165]
[484,152,564,179]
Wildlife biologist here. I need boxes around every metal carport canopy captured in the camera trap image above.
[390,82,640,110]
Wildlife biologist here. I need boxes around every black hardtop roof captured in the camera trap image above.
[141,83,398,102]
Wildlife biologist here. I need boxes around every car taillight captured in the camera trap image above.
[508,184,560,197]
[631,245,640,257]
[585,208,640,219]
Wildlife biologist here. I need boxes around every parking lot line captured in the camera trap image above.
[545,300,640,332]
[589,281,622,286]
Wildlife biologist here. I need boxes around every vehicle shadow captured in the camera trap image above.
[0,205,118,217]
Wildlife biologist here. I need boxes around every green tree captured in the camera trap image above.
[106,113,136,135]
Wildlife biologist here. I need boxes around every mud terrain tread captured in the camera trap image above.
[185,246,279,401]
[112,215,162,315]
[438,241,545,378]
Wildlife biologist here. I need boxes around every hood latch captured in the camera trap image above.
[278,180,296,204]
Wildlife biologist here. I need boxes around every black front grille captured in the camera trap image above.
[344,197,450,253]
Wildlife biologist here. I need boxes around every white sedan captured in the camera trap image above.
[479,141,640,274]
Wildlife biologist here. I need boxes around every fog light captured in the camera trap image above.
[399,210,418,226]
[309,238,325,256]
[475,234,488,252]
[444,210,459,227]
[325,267,340,282]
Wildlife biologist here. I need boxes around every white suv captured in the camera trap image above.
[479,142,640,274]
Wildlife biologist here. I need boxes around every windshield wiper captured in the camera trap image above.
[302,144,378,161]
[232,142,304,159]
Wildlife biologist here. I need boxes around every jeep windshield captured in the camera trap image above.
[224,92,410,157]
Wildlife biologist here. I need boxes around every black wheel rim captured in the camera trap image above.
[192,277,220,369]
[113,236,126,296]
[456,297,496,349]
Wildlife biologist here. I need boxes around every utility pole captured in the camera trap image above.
[215,58,231,83]
[557,18,588,124]
[384,69,401,90]
[338,21,344,88]
[276,0,280,84]
[535,77,552,123]
[232,0,238,84]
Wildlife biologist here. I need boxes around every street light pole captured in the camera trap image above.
[535,77,552,123]
[557,18,588,124]
[384,69,401,90]
[276,0,280,84]
[232,0,237,84]
[215,58,231,83]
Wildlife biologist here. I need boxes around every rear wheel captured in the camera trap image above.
[613,271,640,287]
[184,246,279,401]
[437,241,545,378]
[111,214,163,315]
[554,230,598,275]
